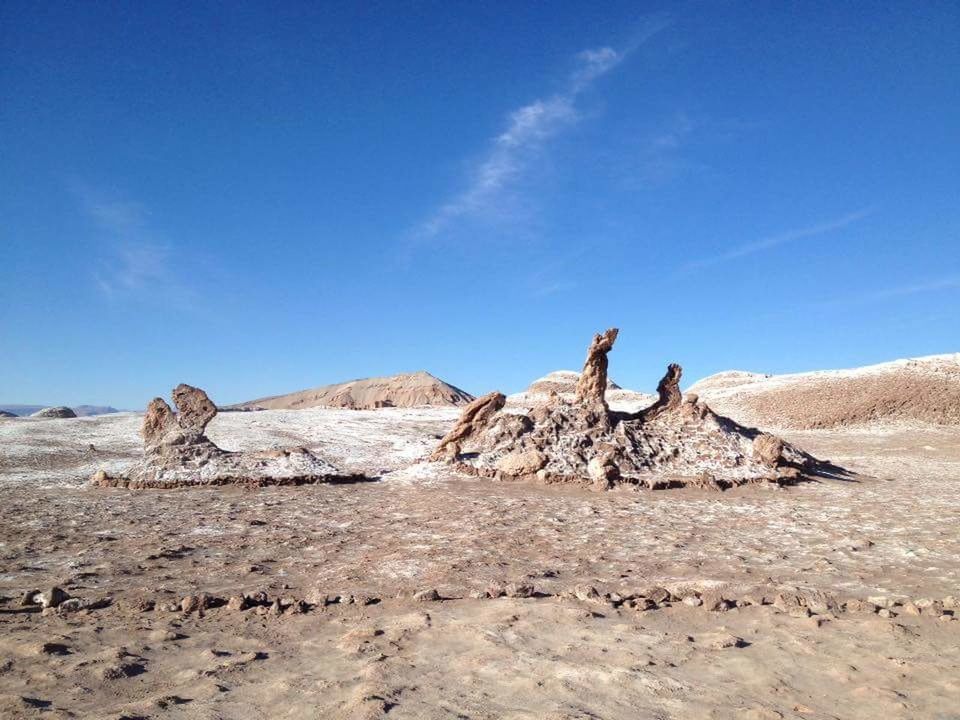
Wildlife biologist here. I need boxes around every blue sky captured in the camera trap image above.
[2,1,958,408]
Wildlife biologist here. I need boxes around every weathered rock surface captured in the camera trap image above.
[92,384,364,489]
[641,363,683,420]
[433,329,845,490]
[31,406,77,419]
[574,328,619,408]
[431,391,506,460]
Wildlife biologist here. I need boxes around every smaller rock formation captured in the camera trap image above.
[574,328,619,408]
[93,384,364,489]
[641,363,683,419]
[752,433,786,468]
[31,406,77,419]
[431,391,506,460]
[0,410,17,418]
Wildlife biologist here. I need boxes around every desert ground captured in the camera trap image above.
[1,402,959,719]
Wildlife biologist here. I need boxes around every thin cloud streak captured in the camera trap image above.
[72,184,194,304]
[816,275,960,309]
[682,207,875,273]
[410,19,669,244]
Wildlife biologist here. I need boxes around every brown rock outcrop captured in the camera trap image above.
[431,329,844,491]
[142,398,176,447]
[172,383,217,432]
[574,328,619,408]
[93,384,364,489]
[431,391,506,460]
[642,363,683,419]
[752,433,786,468]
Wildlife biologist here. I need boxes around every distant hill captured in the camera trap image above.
[0,404,121,417]
[688,353,960,429]
[507,370,655,413]
[73,405,122,417]
[229,371,475,411]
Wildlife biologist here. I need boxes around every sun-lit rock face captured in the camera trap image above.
[92,384,364,489]
[432,329,844,490]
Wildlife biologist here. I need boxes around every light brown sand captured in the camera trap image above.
[0,409,958,719]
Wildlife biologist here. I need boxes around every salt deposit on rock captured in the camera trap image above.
[229,370,474,411]
[433,328,843,489]
[31,406,77,419]
[92,384,364,488]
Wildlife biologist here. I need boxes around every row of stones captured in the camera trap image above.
[9,583,958,625]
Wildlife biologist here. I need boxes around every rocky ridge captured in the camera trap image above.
[689,353,960,429]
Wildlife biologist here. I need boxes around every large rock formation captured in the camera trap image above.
[31,406,77,419]
[92,384,364,489]
[432,329,845,490]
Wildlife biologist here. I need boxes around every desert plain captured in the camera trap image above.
[1,353,959,720]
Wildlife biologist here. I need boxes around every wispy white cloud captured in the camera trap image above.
[681,207,875,272]
[410,21,668,244]
[524,247,590,298]
[94,237,172,297]
[72,184,192,302]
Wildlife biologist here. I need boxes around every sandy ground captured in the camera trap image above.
[1,408,959,719]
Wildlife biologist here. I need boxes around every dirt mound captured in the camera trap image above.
[92,384,365,489]
[433,329,844,490]
[689,354,960,429]
[231,371,474,411]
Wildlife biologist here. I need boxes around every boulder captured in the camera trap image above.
[753,433,786,468]
[496,449,546,476]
